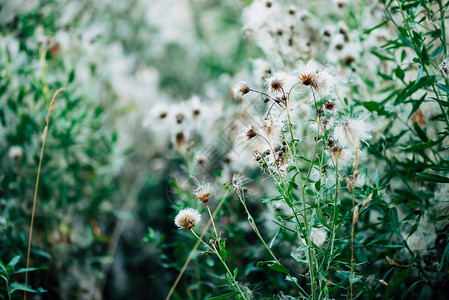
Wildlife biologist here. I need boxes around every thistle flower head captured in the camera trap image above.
[232,81,250,100]
[265,71,296,95]
[244,125,258,140]
[324,101,337,112]
[193,182,215,204]
[231,173,251,192]
[296,60,340,95]
[8,146,23,161]
[333,116,372,147]
[328,146,353,167]
[174,208,201,230]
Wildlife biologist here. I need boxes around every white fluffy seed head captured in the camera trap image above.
[232,81,250,100]
[174,208,201,230]
[333,116,372,147]
[193,183,215,204]
[8,146,23,160]
[265,71,297,95]
[310,227,328,247]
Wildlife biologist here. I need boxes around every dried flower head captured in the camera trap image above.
[297,60,340,95]
[324,101,337,112]
[8,146,23,161]
[334,116,372,147]
[193,182,215,204]
[231,173,251,192]
[245,126,258,140]
[232,81,251,100]
[265,72,296,95]
[174,208,201,230]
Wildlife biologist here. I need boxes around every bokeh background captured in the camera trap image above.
[1,0,448,299]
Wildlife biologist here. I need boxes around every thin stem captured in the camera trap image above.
[166,194,228,300]
[24,88,65,300]
[206,204,219,239]
[236,191,309,298]
[191,230,248,300]
[326,159,339,271]
[350,191,356,300]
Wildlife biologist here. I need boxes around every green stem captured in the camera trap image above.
[237,192,309,298]
[190,230,248,300]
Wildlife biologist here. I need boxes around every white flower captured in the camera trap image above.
[265,71,297,95]
[296,60,341,96]
[193,180,215,204]
[310,228,327,247]
[328,146,354,168]
[333,116,372,147]
[260,114,283,144]
[252,58,272,82]
[232,81,250,100]
[231,173,251,191]
[174,208,201,230]
[8,146,23,161]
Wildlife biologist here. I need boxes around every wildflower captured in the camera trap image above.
[231,173,251,192]
[296,60,340,96]
[142,103,171,128]
[310,228,327,247]
[8,146,23,161]
[329,146,353,167]
[252,58,272,81]
[174,208,201,230]
[193,182,215,204]
[324,101,337,112]
[244,125,258,140]
[195,153,207,165]
[333,116,372,147]
[265,71,296,95]
[261,114,283,144]
[172,130,189,153]
[232,81,250,100]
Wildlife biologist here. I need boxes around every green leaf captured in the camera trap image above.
[406,214,421,240]
[386,267,412,297]
[10,283,46,294]
[389,208,402,240]
[7,256,21,270]
[413,123,428,142]
[317,207,330,229]
[430,45,444,59]
[268,262,289,274]
[14,266,48,274]
[416,172,449,183]
[209,292,239,300]
[0,259,6,272]
[436,83,449,94]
